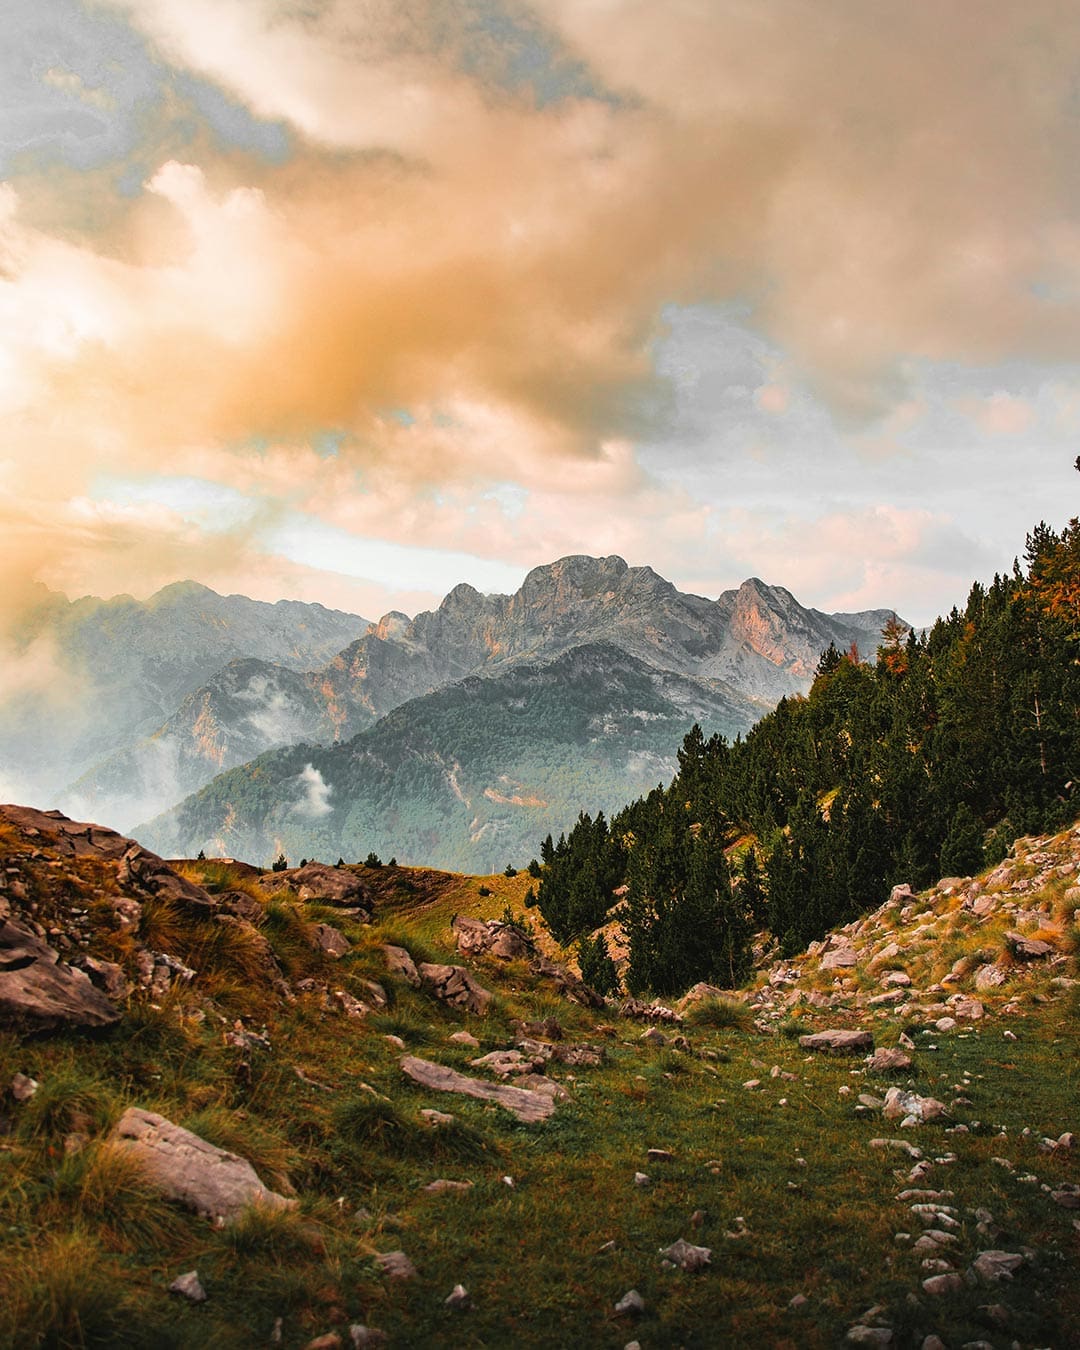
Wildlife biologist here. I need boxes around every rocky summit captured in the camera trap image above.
[0,802,1077,1348]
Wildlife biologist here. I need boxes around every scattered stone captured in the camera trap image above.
[113,1108,296,1223]
[375,1251,417,1281]
[799,1029,874,1054]
[614,1289,645,1316]
[349,1326,387,1348]
[633,1172,650,1187]
[449,1030,480,1047]
[934,1017,957,1032]
[1005,930,1054,960]
[423,1179,473,1194]
[10,1072,38,1102]
[640,1026,666,1047]
[788,1294,809,1311]
[921,1337,947,1350]
[659,1238,711,1272]
[420,1109,456,1127]
[922,1272,964,1295]
[169,1271,207,1303]
[647,1148,675,1162]
[383,945,421,987]
[304,1335,341,1350]
[1050,1183,1080,1209]
[308,923,350,958]
[867,1048,913,1074]
[444,1284,470,1309]
[452,914,533,960]
[418,964,493,1016]
[400,1055,557,1123]
[974,964,1008,991]
[845,1328,893,1346]
[970,1250,1024,1283]
[882,1088,947,1122]
[821,947,858,970]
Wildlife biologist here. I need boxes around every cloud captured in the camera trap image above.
[0,0,1078,627]
[293,763,332,819]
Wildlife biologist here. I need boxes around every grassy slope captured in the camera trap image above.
[0,844,1077,1349]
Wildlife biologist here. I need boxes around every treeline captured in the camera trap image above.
[532,518,1080,995]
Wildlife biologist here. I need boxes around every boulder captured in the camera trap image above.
[265,863,372,911]
[866,1047,914,1074]
[0,918,119,1030]
[531,957,605,1008]
[113,1107,296,1223]
[400,1055,557,1122]
[676,982,727,1014]
[882,1088,947,1122]
[309,923,350,959]
[418,963,493,1015]
[799,1029,874,1054]
[970,1250,1024,1283]
[974,963,1008,990]
[1005,930,1055,960]
[659,1238,711,1272]
[383,945,421,988]
[821,947,859,971]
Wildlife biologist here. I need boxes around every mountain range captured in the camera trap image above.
[112,555,901,870]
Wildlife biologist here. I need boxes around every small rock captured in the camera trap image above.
[799,1029,874,1054]
[788,1294,809,1311]
[349,1327,388,1348]
[10,1072,38,1102]
[866,1048,913,1074]
[845,1329,893,1346]
[449,1030,480,1048]
[444,1284,470,1309]
[375,1250,417,1280]
[633,1172,650,1187]
[921,1338,947,1350]
[970,1249,1024,1283]
[423,1179,473,1194]
[169,1271,207,1303]
[658,1238,711,1272]
[304,1336,341,1350]
[614,1289,645,1316]
[922,1272,964,1295]
[647,1148,674,1162]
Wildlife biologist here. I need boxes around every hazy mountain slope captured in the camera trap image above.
[137,643,768,872]
[0,582,366,804]
[60,658,341,830]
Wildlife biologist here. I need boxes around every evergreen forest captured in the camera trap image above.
[532,517,1080,995]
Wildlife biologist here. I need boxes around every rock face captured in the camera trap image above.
[113,1107,296,1223]
[399,1056,558,1123]
[0,916,120,1029]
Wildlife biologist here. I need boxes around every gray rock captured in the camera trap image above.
[444,1284,470,1309]
[970,1249,1024,1282]
[113,1107,296,1223]
[452,915,532,960]
[867,1047,913,1074]
[799,1029,874,1054]
[10,1072,38,1102]
[375,1250,417,1280]
[169,1271,207,1302]
[1005,930,1054,960]
[309,923,350,958]
[883,1088,947,1122]
[974,963,1008,991]
[0,918,119,1030]
[921,1272,964,1295]
[400,1055,557,1122]
[821,947,858,970]
[349,1327,388,1348]
[423,1179,473,1194]
[418,963,493,1015]
[614,1289,645,1315]
[846,1329,893,1346]
[383,945,421,987]
[658,1238,711,1272]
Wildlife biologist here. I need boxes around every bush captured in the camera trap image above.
[578,933,619,997]
[684,996,751,1031]
[504,864,518,877]
[365,852,383,869]
[271,852,288,873]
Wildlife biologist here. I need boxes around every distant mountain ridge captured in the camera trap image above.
[57,556,902,837]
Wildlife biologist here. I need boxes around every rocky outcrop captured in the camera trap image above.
[0,916,120,1030]
[400,1055,558,1122]
[799,1029,874,1054]
[113,1107,296,1222]
[452,915,534,960]
[261,863,372,912]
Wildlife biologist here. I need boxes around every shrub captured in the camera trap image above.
[271,852,289,873]
[577,933,619,997]
[684,996,751,1031]
[365,852,383,868]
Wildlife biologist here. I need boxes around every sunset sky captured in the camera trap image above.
[3,0,1079,629]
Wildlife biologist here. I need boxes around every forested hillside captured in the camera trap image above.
[534,518,1080,993]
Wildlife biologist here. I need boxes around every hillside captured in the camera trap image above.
[1,803,1076,1348]
[135,643,767,872]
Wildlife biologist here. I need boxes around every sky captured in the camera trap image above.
[2,1,1079,631]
